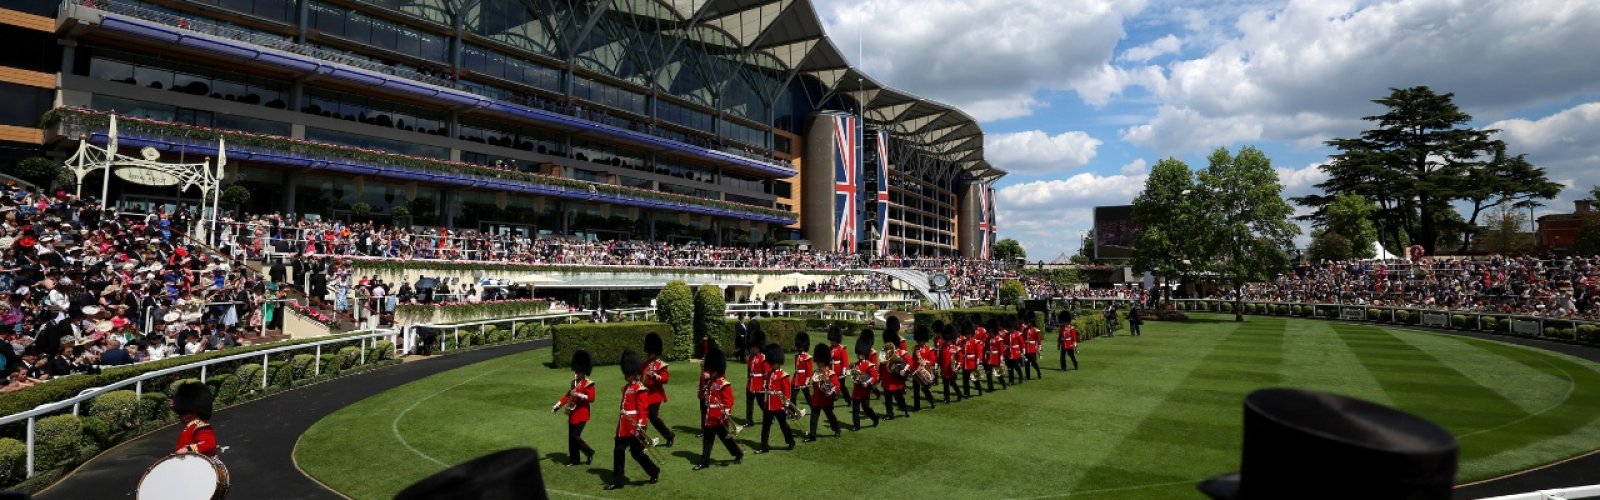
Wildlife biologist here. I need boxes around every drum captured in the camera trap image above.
[137,453,230,500]
[914,366,937,386]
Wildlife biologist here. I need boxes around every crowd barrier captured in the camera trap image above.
[1481,484,1600,500]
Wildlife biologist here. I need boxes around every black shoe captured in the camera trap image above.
[851,425,861,432]
[565,462,579,467]
[802,436,817,443]
[693,464,710,471]
[665,435,675,447]
[872,417,880,427]
[734,455,743,464]
[833,430,842,438]
[585,451,594,465]
[604,484,624,491]
[754,448,769,454]
[902,412,911,418]
[786,442,795,451]
[649,474,659,484]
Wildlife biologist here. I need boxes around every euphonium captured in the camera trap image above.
[811,371,837,397]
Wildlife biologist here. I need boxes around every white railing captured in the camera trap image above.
[400,310,600,355]
[1157,299,1600,340]
[0,328,404,478]
[722,307,866,321]
[1478,484,1600,500]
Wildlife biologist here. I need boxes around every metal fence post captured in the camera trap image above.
[200,365,208,383]
[135,379,142,399]
[261,353,270,388]
[315,345,323,376]
[453,327,459,351]
[360,337,367,365]
[26,417,35,477]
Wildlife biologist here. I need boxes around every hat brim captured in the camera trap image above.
[1197,473,1240,500]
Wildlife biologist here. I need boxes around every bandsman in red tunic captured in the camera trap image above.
[757,344,796,453]
[1007,321,1026,385]
[744,325,768,427]
[552,350,596,466]
[827,326,850,376]
[939,324,963,403]
[606,351,659,491]
[1059,311,1080,371]
[170,382,218,457]
[804,343,843,441]
[880,327,912,419]
[791,332,813,404]
[985,320,1009,392]
[848,331,882,430]
[1024,321,1044,379]
[961,322,983,398]
[911,325,939,411]
[641,333,676,447]
[694,348,742,470]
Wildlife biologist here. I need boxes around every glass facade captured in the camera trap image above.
[308,1,450,62]
[87,49,290,109]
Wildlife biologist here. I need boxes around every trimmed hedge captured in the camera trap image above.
[318,354,342,377]
[0,438,24,486]
[80,415,115,449]
[693,285,726,360]
[138,393,172,425]
[552,322,674,368]
[268,361,293,388]
[34,415,82,470]
[803,319,868,332]
[913,307,1022,331]
[210,374,242,405]
[291,354,317,379]
[86,390,140,430]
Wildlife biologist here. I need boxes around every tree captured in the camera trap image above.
[221,184,251,217]
[1321,194,1378,258]
[998,279,1027,309]
[1574,215,1600,256]
[1306,230,1355,262]
[1480,206,1527,255]
[1132,157,1197,302]
[12,156,63,188]
[1070,233,1102,264]
[992,238,1026,262]
[692,285,725,360]
[1194,146,1300,322]
[1295,87,1559,255]
[655,281,693,359]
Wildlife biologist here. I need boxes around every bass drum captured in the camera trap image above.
[137,453,230,500]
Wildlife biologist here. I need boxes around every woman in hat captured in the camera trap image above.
[551,350,596,467]
[170,382,218,456]
[694,347,742,470]
[848,330,881,430]
[607,351,659,490]
[804,343,842,441]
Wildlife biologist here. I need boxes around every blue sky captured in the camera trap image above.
[813,0,1600,260]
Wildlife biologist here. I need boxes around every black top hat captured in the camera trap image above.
[619,350,644,377]
[764,343,785,366]
[827,324,843,344]
[643,333,664,356]
[794,332,810,351]
[885,316,901,337]
[1197,388,1458,500]
[170,381,214,420]
[913,324,931,343]
[395,447,549,500]
[812,343,831,367]
[570,350,593,376]
[704,347,727,376]
[855,329,874,356]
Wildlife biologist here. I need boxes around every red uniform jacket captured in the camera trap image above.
[974,328,988,345]
[764,369,791,411]
[961,336,982,371]
[703,378,735,427]
[880,349,910,392]
[1008,330,1025,360]
[617,381,650,438]
[793,352,813,389]
[556,378,596,425]
[916,345,938,377]
[176,420,218,456]
[808,367,841,407]
[850,358,879,400]
[1060,325,1079,350]
[747,353,767,394]
[1025,326,1041,355]
[698,370,712,402]
[829,344,850,375]
[644,358,669,404]
[986,334,1005,366]
[940,343,961,379]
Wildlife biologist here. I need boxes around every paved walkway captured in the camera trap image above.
[34,340,547,500]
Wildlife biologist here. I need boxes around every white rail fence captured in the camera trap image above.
[1479,484,1600,500]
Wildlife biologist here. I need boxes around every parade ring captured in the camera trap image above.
[294,316,1600,499]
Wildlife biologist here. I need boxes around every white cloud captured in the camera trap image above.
[1120,158,1149,174]
[1123,0,1600,151]
[985,130,1103,174]
[1487,101,1600,206]
[1118,34,1182,62]
[817,0,1150,120]
[996,172,1149,259]
[1274,161,1329,198]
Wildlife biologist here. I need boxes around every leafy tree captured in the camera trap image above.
[1132,157,1196,301]
[1194,146,1300,322]
[1480,206,1527,255]
[692,285,725,360]
[998,279,1027,309]
[1296,86,1559,256]
[655,281,693,359]
[1574,215,1600,256]
[12,157,63,187]
[1321,194,1378,259]
[1070,233,1103,264]
[1306,230,1355,262]
[992,238,1026,262]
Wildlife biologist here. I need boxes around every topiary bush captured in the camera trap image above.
[1452,314,1469,330]
[1577,324,1599,344]
[1368,308,1384,322]
[236,364,264,392]
[267,361,293,388]
[79,415,115,449]
[139,392,172,425]
[86,390,140,430]
[34,415,83,469]
[318,354,341,377]
[0,438,24,486]
[1480,317,1498,332]
[656,281,694,360]
[693,285,727,360]
[290,354,316,379]
[1544,327,1558,337]
[516,322,548,340]
[1394,310,1411,324]
[337,347,361,369]
[369,340,395,361]
[552,322,673,368]
[209,374,241,406]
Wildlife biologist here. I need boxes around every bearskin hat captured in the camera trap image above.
[704,347,727,376]
[932,320,946,336]
[855,328,875,356]
[643,333,664,356]
[620,350,644,377]
[570,350,593,376]
[881,327,900,346]
[942,323,958,343]
[794,331,810,352]
[826,324,843,344]
[885,316,901,338]
[748,322,767,351]
[171,381,214,420]
[914,324,931,343]
[813,343,831,367]
[764,343,785,366]
[1059,310,1074,323]
[986,319,1001,333]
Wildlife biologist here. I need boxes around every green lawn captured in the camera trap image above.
[295,315,1600,499]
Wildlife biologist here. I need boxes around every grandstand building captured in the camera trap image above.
[0,0,1003,256]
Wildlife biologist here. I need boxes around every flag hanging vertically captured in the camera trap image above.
[875,130,891,255]
[832,115,859,253]
[978,183,995,259]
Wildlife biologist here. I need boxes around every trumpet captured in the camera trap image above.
[624,412,666,463]
[724,418,746,437]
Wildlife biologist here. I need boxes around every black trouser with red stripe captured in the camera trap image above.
[611,436,659,486]
[699,423,741,466]
[567,422,593,465]
[1060,348,1078,370]
[646,402,675,443]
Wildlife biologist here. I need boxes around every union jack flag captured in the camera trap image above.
[875,130,891,255]
[833,115,859,253]
[978,184,995,259]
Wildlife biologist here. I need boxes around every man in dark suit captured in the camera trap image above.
[732,315,748,362]
[269,258,286,285]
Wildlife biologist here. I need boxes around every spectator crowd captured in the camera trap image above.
[1223,258,1600,319]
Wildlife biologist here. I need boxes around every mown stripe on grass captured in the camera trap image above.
[1277,320,1394,405]
[1330,323,1528,436]
[1395,329,1567,415]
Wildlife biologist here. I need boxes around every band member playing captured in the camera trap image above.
[911,325,938,411]
[880,329,912,419]
[939,325,963,403]
[745,326,768,427]
[695,348,742,470]
[170,382,218,456]
[551,350,596,466]
[848,332,881,430]
[757,344,796,453]
[961,321,983,397]
[985,320,1009,391]
[1007,320,1026,385]
[642,333,676,447]
[791,332,813,404]
[698,355,712,438]
[1024,320,1044,379]
[607,351,659,491]
[1059,311,1080,371]
[827,326,850,376]
[805,343,842,441]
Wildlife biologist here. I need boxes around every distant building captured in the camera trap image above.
[1537,200,1594,254]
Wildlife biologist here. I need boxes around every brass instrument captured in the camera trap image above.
[774,372,806,421]
[847,366,873,386]
[810,370,837,397]
[724,418,746,437]
[623,411,665,463]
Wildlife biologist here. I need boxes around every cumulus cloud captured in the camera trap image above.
[1488,102,1600,204]
[984,130,1103,174]
[1118,34,1182,62]
[1123,0,1600,151]
[816,0,1150,120]
[996,172,1149,259]
[1120,158,1149,175]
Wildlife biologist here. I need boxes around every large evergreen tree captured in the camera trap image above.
[1194,147,1300,322]
[1295,87,1559,256]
